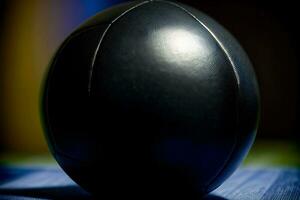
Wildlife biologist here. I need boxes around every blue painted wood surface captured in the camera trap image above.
[0,165,299,199]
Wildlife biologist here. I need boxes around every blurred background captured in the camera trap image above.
[0,0,299,165]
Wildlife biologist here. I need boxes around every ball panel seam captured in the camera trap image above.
[158,0,241,191]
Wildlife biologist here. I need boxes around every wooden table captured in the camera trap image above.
[0,140,299,199]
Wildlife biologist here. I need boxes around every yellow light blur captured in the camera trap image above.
[1,0,66,153]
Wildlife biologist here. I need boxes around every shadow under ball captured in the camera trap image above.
[42,0,260,198]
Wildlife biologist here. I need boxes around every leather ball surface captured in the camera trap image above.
[42,0,260,198]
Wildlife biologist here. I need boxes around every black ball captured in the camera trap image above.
[42,0,259,198]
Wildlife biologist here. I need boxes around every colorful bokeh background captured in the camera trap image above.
[0,0,127,154]
[0,0,299,166]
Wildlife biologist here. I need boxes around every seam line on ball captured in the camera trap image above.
[159,0,241,192]
[159,0,241,86]
[43,26,107,160]
[88,0,151,95]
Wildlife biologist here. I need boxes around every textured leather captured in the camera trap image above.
[42,0,259,198]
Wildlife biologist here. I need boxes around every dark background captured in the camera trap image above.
[0,0,8,153]
[179,0,300,141]
[0,0,299,154]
